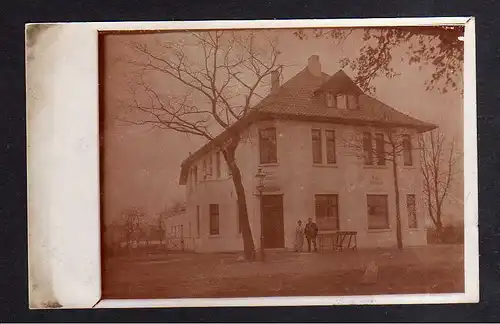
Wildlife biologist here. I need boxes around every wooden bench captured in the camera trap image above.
[318,231,357,251]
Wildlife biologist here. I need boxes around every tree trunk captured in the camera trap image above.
[223,139,256,261]
[391,149,403,250]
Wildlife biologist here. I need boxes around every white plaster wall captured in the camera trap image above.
[181,119,427,252]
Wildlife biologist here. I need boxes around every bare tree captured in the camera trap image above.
[123,31,281,261]
[157,213,165,246]
[120,207,144,249]
[295,26,464,94]
[341,125,418,250]
[418,130,460,236]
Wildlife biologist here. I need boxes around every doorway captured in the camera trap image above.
[261,194,284,248]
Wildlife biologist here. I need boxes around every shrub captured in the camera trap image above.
[427,225,464,244]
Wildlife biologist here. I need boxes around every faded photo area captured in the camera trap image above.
[100,26,465,299]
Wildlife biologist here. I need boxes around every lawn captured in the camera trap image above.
[102,245,464,299]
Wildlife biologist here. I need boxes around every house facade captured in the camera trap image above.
[170,55,436,253]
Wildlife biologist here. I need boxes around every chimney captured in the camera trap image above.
[270,70,280,94]
[307,55,322,77]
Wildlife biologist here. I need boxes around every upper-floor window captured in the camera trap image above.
[363,132,386,166]
[325,130,336,164]
[336,94,358,110]
[207,155,213,178]
[337,94,348,110]
[375,133,386,166]
[363,132,373,165]
[347,94,358,109]
[215,151,221,178]
[402,134,413,166]
[193,165,198,183]
[312,129,322,163]
[325,92,335,108]
[259,127,277,164]
[202,159,207,180]
[312,129,337,165]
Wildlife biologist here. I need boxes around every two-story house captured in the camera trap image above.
[173,55,436,253]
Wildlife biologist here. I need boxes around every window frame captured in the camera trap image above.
[207,155,213,178]
[336,94,347,110]
[215,151,221,178]
[325,129,336,164]
[347,94,359,110]
[314,194,340,230]
[363,132,373,165]
[259,127,278,164]
[311,129,323,164]
[402,134,413,166]
[209,204,220,235]
[325,92,335,108]
[374,132,386,166]
[406,194,417,229]
[367,194,390,230]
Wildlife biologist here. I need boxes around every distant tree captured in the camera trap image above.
[295,26,464,94]
[120,207,144,249]
[123,31,282,261]
[341,122,421,250]
[419,130,461,236]
[156,213,165,246]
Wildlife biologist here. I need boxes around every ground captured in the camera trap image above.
[102,245,464,299]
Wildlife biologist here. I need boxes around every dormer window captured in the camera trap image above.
[336,94,348,110]
[325,92,335,108]
[336,93,358,110]
[347,94,359,109]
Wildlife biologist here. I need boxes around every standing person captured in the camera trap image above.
[294,220,304,252]
[305,218,318,252]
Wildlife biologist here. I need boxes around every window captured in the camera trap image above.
[315,194,339,230]
[202,159,207,180]
[207,155,213,178]
[363,132,373,165]
[209,204,219,235]
[325,92,335,107]
[312,129,322,163]
[193,166,198,183]
[336,94,347,109]
[402,135,413,166]
[375,133,386,165]
[407,194,417,228]
[215,151,221,178]
[347,94,358,109]
[259,127,277,164]
[367,195,389,230]
[325,130,336,164]
[196,205,200,237]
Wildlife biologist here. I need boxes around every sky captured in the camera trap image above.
[101,28,464,226]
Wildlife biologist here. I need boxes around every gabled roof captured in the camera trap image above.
[314,70,364,95]
[179,67,437,185]
[256,68,436,130]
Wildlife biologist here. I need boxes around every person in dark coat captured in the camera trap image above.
[304,218,318,252]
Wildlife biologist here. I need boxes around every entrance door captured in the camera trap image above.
[261,194,284,248]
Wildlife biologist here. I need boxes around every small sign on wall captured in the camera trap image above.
[369,175,384,186]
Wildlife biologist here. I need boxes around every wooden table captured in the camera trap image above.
[317,231,357,251]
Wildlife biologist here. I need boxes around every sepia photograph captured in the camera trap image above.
[98,23,469,300]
